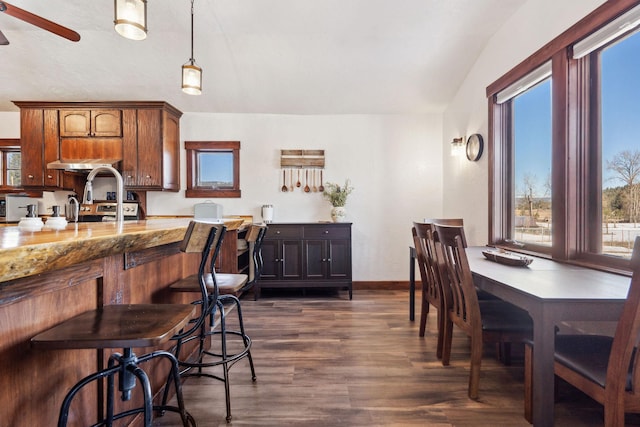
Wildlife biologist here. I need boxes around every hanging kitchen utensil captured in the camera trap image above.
[304,169,311,193]
[318,170,325,192]
[312,169,318,192]
[281,170,288,192]
[289,169,294,192]
[296,169,301,188]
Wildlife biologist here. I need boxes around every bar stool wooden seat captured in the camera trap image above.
[31,303,197,427]
[217,224,268,300]
[164,223,265,422]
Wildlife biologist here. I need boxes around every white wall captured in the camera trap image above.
[441,0,606,246]
[148,113,444,282]
[1,109,441,282]
[0,112,20,137]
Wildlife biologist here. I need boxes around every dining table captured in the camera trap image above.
[465,246,630,426]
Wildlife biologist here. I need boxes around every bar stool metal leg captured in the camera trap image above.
[57,347,195,427]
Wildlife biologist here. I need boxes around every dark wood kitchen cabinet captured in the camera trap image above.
[258,223,352,299]
[122,104,181,190]
[14,101,182,192]
[19,108,65,188]
[59,109,122,137]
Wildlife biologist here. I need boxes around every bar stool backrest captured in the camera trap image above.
[246,224,268,283]
[175,220,227,338]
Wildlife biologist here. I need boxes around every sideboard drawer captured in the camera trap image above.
[265,225,303,239]
[303,224,351,239]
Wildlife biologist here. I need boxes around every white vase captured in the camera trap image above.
[331,206,346,222]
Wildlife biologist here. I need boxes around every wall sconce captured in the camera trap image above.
[450,136,466,157]
[114,0,147,41]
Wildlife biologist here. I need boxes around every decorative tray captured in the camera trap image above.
[481,249,533,267]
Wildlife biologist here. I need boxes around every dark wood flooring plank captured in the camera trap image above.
[154,289,626,427]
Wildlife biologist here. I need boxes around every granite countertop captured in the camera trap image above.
[0,217,246,283]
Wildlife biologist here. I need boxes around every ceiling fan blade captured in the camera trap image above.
[0,1,80,42]
[0,29,8,45]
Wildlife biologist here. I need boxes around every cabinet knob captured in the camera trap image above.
[127,175,133,179]
[47,174,53,179]
[276,230,281,234]
[28,174,34,179]
[145,175,151,179]
[324,230,329,234]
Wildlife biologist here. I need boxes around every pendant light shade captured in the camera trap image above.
[182,0,202,95]
[114,0,147,41]
[182,62,202,95]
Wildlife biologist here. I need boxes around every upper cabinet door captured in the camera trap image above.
[59,110,122,137]
[92,110,122,137]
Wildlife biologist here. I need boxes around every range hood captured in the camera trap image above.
[47,159,121,171]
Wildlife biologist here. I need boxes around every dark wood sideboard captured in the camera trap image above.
[259,222,352,299]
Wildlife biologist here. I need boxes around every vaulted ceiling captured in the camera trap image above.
[0,0,526,114]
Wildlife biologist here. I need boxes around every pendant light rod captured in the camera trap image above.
[189,0,195,63]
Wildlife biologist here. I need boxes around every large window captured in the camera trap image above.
[489,2,640,271]
[513,79,552,247]
[597,30,640,258]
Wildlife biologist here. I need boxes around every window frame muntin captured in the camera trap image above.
[185,140,241,198]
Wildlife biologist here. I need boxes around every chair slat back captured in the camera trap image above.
[608,236,640,398]
[423,218,467,247]
[413,223,445,307]
[434,224,481,336]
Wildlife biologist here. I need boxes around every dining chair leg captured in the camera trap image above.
[524,343,533,423]
[435,310,444,359]
[419,297,429,337]
[441,317,453,366]
[468,334,483,400]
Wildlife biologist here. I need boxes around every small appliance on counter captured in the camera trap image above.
[0,194,37,222]
[261,204,274,224]
[194,201,223,220]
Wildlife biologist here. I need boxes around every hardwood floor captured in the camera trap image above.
[154,288,632,426]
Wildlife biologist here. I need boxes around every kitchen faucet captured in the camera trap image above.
[83,166,124,223]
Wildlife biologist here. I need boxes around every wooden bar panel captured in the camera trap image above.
[0,268,99,426]
[0,219,218,427]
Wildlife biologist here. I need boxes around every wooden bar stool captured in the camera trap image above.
[164,223,263,422]
[31,303,197,427]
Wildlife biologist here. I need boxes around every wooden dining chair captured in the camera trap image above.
[434,224,533,399]
[413,219,464,360]
[524,236,640,425]
[413,223,445,359]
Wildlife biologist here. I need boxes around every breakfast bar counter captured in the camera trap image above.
[0,218,244,426]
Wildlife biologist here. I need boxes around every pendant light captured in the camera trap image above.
[114,0,147,41]
[182,0,202,95]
